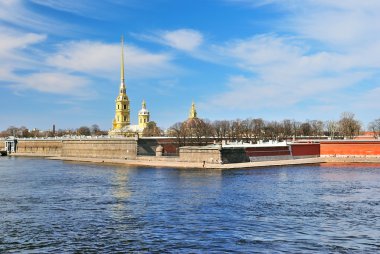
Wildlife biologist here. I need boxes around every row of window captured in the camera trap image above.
[117,116,129,121]
[117,104,128,110]
[139,118,148,123]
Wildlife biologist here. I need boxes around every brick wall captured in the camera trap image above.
[320,141,380,157]
[291,143,320,157]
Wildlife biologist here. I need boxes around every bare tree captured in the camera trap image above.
[251,118,265,142]
[310,120,324,137]
[338,112,361,139]
[368,118,380,138]
[91,124,101,136]
[292,121,301,140]
[142,121,162,137]
[168,122,186,147]
[5,126,18,137]
[77,126,91,136]
[325,120,338,139]
[282,119,293,140]
[300,122,312,136]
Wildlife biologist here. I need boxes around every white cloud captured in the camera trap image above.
[22,72,90,95]
[46,40,179,80]
[0,23,180,99]
[207,70,368,111]
[136,29,204,52]
[0,0,69,34]
[30,0,98,16]
[0,27,48,84]
[0,30,46,54]
[0,27,89,96]
[219,35,304,69]
[201,1,380,122]
[161,29,203,51]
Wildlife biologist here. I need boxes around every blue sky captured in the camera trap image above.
[1,0,380,131]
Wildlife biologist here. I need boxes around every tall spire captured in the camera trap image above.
[142,99,146,109]
[189,101,197,119]
[120,35,126,94]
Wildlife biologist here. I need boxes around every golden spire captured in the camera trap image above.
[189,101,197,119]
[120,35,126,94]
[142,99,146,109]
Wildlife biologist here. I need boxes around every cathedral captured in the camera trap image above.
[108,37,150,137]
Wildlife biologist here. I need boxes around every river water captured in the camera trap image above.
[0,157,379,253]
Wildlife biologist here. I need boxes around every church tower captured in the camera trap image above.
[138,100,150,128]
[112,36,130,130]
[189,101,197,119]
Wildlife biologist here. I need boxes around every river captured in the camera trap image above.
[0,157,379,253]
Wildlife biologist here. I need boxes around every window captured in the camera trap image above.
[117,105,119,109]
[124,116,126,121]
[124,104,126,110]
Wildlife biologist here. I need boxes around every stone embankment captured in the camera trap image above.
[8,138,380,169]
[13,154,375,169]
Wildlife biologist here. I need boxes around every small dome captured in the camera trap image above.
[139,108,149,115]
[139,100,149,115]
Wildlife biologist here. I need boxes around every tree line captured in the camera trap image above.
[168,112,379,146]
[2,112,379,142]
[0,124,108,138]
[0,121,162,138]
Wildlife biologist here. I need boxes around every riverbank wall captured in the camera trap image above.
[14,138,137,159]
[6,138,380,167]
[61,139,137,159]
[179,146,250,164]
[177,141,380,164]
[17,140,62,156]
[320,141,380,158]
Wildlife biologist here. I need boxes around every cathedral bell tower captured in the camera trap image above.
[138,100,150,128]
[112,36,130,130]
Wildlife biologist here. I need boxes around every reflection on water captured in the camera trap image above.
[0,157,380,253]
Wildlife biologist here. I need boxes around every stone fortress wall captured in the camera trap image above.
[179,146,222,164]
[14,138,137,159]
[5,138,380,164]
[17,140,63,156]
[61,139,136,159]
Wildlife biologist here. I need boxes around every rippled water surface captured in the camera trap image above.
[1,157,380,253]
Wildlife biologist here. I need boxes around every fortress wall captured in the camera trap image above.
[61,139,137,159]
[179,146,222,164]
[179,146,249,164]
[290,143,320,158]
[14,139,137,159]
[16,140,63,156]
[138,138,178,156]
[245,146,291,157]
[138,137,218,157]
[320,141,380,157]
[222,148,250,163]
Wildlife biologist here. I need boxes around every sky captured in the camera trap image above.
[1,0,380,131]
